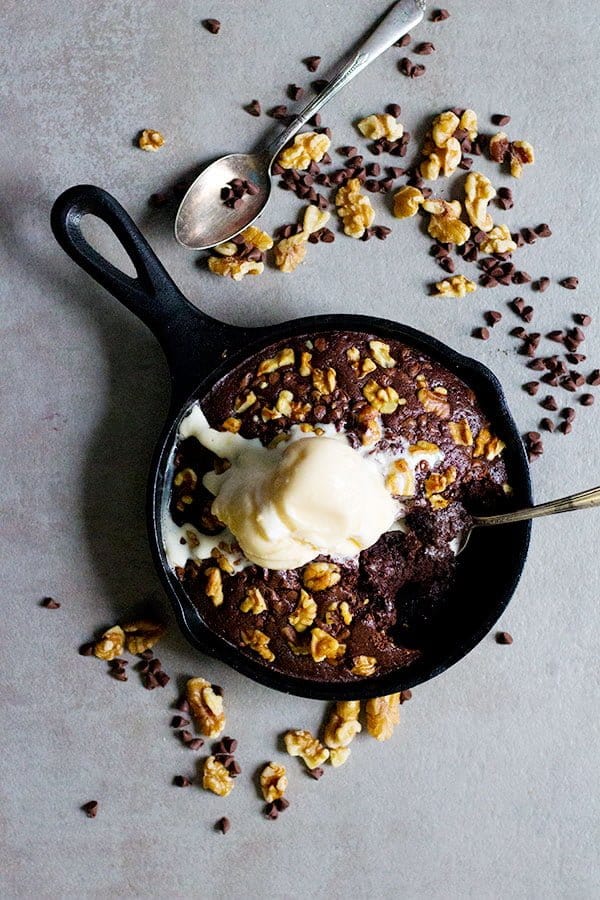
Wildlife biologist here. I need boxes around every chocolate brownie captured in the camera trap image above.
[164,331,510,683]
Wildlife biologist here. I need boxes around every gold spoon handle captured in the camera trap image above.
[266,0,426,160]
[472,485,600,528]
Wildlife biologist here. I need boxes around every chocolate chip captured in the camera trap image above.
[561,407,576,422]
[312,79,328,93]
[79,642,95,656]
[574,313,592,326]
[304,56,321,72]
[472,327,490,341]
[492,114,511,126]
[399,690,413,703]
[540,395,558,411]
[480,274,498,288]
[111,670,128,682]
[156,671,170,687]
[41,597,60,609]
[216,817,231,834]
[496,632,513,645]
[399,57,414,77]
[547,330,565,344]
[533,277,550,292]
[140,649,154,660]
[265,802,279,820]
[522,306,534,323]
[559,421,573,435]
[308,767,324,780]
[540,418,555,432]
[275,797,290,811]
[288,84,305,101]
[175,698,190,713]
[245,99,261,117]
[439,256,455,273]
[566,353,586,365]
[513,271,532,284]
[143,673,159,691]
[559,277,579,290]
[82,801,98,818]
[523,381,540,396]
[386,103,402,118]
[580,394,595,406]
[459,157,474,170]
[171,716,190,729]
[414,42,435,54]
[431,8,450,21]
[534,223,552,238]
[187,739,205,751]
[521,227,537,245]
[203,18,221,34]
[510,326,527,339]
[411,64,426,78]
[149,192,169,208]
[587,370,600,386]
[173,776,192,787]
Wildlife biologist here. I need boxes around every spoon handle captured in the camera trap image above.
[265,0,426,160]
[472,485,600,528]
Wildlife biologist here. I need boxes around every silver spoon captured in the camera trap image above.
[175,0,427,251]
[456,484,600,555]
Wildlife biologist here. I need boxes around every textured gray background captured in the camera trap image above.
[1,1,599,898]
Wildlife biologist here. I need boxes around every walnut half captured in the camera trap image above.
[365,693,401,741]
[284,730,330,769]
[203,756,235,797]
[186,677,225,737]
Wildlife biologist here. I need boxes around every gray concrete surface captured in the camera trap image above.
[1,1,599,897]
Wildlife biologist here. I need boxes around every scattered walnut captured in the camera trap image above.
[240,628,275,662]
[302,204,331,235]
[351,655,378,677]
[208,256,264,281]
[335,178,375,239]
[93,625,125,661]
[365,693,401,742]
[240,225,274,251]
[234,391,257,414]
[203,756,234,797]
[479,224,517,255]
[323,700,362,749]
[363,380,402,415]
[240,586,267,615]
[357,113,404,142]
[312,367,336,395]
[355,404,383,446]
[303,561,341,592]
[122,619,166,655]
[473,426,506,460]
[310,627,346,663]
[386,458,416,497]
[205,567,224,607]
[464,172,496,231]
[138,129,165,151]
[369,340,396,369]
[392,185,424,219]
[275,390,294,417]
[284,730,330,769]
[424,466,457,499]
[510,140,535,178]
[329,747,351,767]
[448,419,474,447]
[289,589,317,633]
[274,233,307,272]
[260,763,288,802]
[186,677,225,737]
[424,198,471,246]
[257,348,295,375]
[420,138,462,179]
[278,131,331,170]
[460,109,478,141]
[431,110,460,148]
[489,131,510,163]
[434,274,477,298]
[417,387,451,418]
[221,417,242,433]
[299,351,313,377]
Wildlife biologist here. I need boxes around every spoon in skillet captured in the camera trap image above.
[175,0,426,250]
[456,484,600,555]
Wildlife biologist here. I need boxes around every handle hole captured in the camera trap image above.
[80,215,138,279]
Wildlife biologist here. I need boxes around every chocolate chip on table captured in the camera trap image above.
[540,417,555,432]
[386,103,402,118]
[395,33,411,47]
[265,802,280,820]
[533,277,550,292]
[431,8,450,21]
[414,42,435,54]
[521,227,537,245]
[580,394,595,406]
[216,817,231,834]
[173,776,192,787]
[180,730,194,745]
[143,674,159,691]
[510,326,527,339]
[513,271,532,284]
[156,671,171,688]
[587,370,600,386]
[187,738,204,751]
[492,114,511,126]
[79,642,95,656]
[244,99,261,117]
[111,670,128,682]
[559,420,573,435]
[304,55,321,72]
[399,690,413,704]
[268,105,289,120]
[566,353,586,365]
[483,310,502,327]
[82,801,98,818]
[217,737,238,754]
[559,277,579,290]
[523,381,540,396]
[288,84,305,101]
[312,79,328,93]
[171,716,190,729]
[496,632,513,645]
[140,649,154,660]
[547,330,565,344]
[411,64,426,78]
[472,327,490,341]
[399,57,414,77]
[41,597,60,609]
[203,19,221,34]
[574,313,592,326]
[308,767,324,780]
[561,407,576,422]
[540,395,559,411]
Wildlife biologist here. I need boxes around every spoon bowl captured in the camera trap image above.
[175,152,271,250]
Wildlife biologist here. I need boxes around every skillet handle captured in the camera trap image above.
[50,185,244,404]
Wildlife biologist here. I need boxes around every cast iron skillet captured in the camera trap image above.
[51,184,532,701]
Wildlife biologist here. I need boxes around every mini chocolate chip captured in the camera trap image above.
[523,381,539,396]
[140,649,154,660]
[111,670,128,682]
[547,330,565,344]
[156,671,170,687]
[574,313,592,326]
[580,394,595,406]
[288,84,304,101]
[180,730,193,744]
[312,79,328,93]
[79,642,96,656]
[496,632,513,645]
[540,418,555,432]
[308,767,324,780]
[587,370,600,386]
[143,674,159,691]
[41,597,60,609]
[533,277,550,292]
[521,227,537,244]
[414,42,435,54]
[274,797,290,811]
[394,34,411,47]
[561,407,576,422]
[431,8,450,21]
[216,817,231,834]
[566,353,586,365]
[187,739,205,751]
[203,18,221,34]
[540,395,558,411]
[559,421,573,435]
[245,99,261,117]
[534,223,552,238]
[171,716,190,729]
[81,800,99,818]
[399,57,414,77]
[472,327,490,341]
[510,326,527,339]
[173,776,192,787]
[513,271,532,284]
[528,359,546,371]
[386,103,402,118]
[304,56,321,72]
[265,802,279,820]
[411,64,426,78]
[559,277,579,289]
[492,114,511,126]
[399,690,413,703]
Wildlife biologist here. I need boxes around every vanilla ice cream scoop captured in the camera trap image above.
[179,406,399,570]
